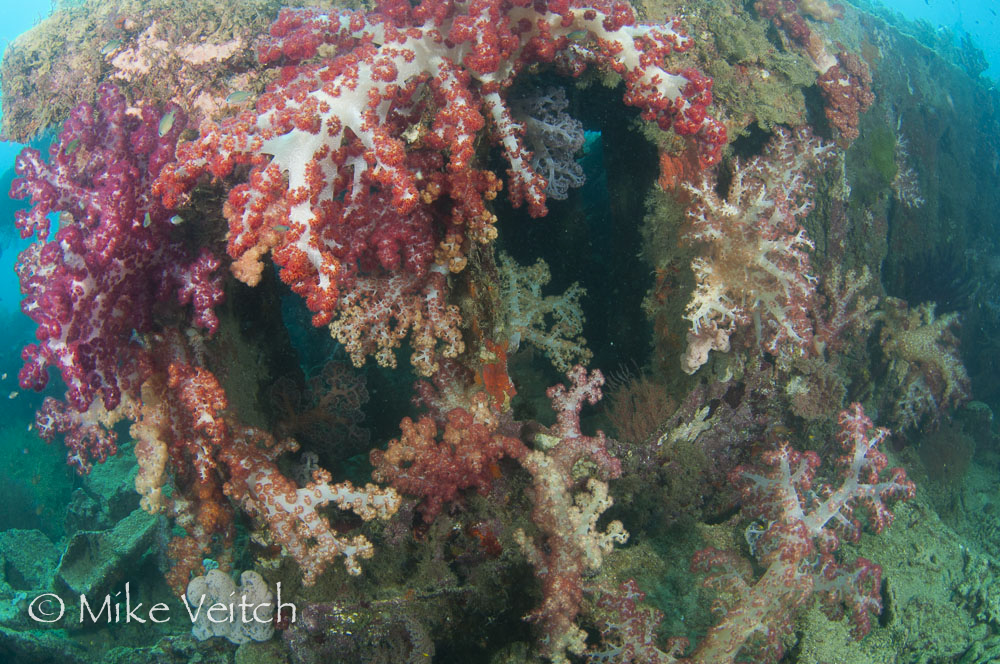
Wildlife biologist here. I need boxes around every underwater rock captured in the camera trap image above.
[55,508,158,598]
[101,634,235,664]
[0,623,89,664]
[235,639,290,664]
[64,450,142,534]
[64,489,109,534]
[82,451,141,521]
[0,529,59,590]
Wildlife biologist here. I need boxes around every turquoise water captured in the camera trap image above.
[878,0,1000,78]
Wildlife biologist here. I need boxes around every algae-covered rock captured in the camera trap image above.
[100,634,235,664]
[0,624,89,664]
[236,640,290,664]
[0,529,60,590]
[0,0,285,141]
[55,509,159,598]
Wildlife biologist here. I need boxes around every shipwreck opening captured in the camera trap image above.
[492,75,658,383]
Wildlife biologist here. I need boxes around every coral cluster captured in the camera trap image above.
[268,360,371,460]
[515,367,628,663]
[3,0,964,661]
[187,569,274,644]
[371,391,525,522]
[590,405,914,664]
[681,127,834,373]
[590,579,688,663]
[689,404,915,663]
[153,0,726,375]
[817,51,876,144]
[754,0,874,144]
[497,252,592,372]
[512,86,587,200]
[0,0,275,141]
[880,298,970,429]
[5,0,726,653]
[13,83,222,439]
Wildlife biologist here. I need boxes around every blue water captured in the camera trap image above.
[880,0,1000,79]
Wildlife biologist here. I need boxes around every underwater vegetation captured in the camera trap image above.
[0,0,999,662]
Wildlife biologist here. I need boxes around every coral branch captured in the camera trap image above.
[515,366,626,663]
[154,0,724,372]
[371,392,525,522]
[11,82,223,427]
[681,127,834,373]
[684,404,913,664]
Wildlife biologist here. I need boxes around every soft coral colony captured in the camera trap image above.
[5,0,929,661]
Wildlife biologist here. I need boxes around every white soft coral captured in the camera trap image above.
[681,127,834,373]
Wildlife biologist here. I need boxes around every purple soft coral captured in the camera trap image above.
[11,83,223,416]
[513,87,587,201]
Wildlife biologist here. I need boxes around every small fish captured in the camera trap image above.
[567,30,589,41]
[169,214,184,225]
[8,391,18,399]
[100,39,123,55]
[158,109,176,137]
[1,373,7,380]
[64,138,81,154]
[143,211,152,228]
[26,424,32,432]
[273,223,290,232]
[225,90,252,104]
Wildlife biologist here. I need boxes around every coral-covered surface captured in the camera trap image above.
[680,126,834,373]
[0,0,999,663]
